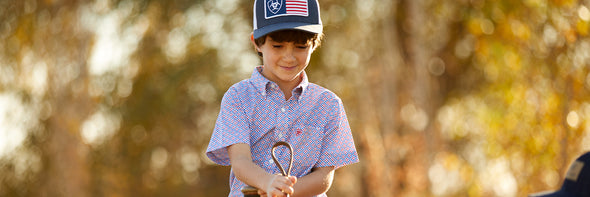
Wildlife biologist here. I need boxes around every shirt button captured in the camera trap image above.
[268,159,273,164]
[261,92,266,96]
[281,108,286,112]
[278,133,283,138]
[271,84,276,88]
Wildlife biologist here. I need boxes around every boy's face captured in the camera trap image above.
[254,36,315,85]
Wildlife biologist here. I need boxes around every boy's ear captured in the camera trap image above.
[250,33,261,52]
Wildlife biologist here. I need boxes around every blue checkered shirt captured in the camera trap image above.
[206,66,359,197]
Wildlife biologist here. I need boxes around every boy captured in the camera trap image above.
[206,0,359,196]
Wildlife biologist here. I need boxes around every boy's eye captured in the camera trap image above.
[272,45,282,48]
[296,45,309,49]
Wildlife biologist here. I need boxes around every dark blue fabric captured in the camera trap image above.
[253,0,322,39]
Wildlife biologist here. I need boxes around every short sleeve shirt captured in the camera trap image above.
[206,66,359,197]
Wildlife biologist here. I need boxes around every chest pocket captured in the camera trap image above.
[290,125,324,175]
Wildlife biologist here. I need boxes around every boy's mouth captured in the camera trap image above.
[280,65,297,71]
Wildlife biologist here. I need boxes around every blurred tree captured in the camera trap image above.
[0,0,589,197]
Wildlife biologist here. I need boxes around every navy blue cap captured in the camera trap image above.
[530,152,590,197]
[253,0,323,39]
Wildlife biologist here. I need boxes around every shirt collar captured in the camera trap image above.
[250,66,309,100]
[250,66,270,96]
[294,70,309,99]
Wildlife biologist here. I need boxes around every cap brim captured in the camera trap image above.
[253,22,322,39]
[529,190,576,197]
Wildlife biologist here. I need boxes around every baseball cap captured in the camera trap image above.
[529,152,590,197]
[252,0,323,39]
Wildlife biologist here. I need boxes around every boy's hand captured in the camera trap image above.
[258,174,297,197]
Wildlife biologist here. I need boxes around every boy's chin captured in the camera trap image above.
[277,74,301,82]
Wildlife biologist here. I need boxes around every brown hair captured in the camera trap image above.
[254,30,324,56]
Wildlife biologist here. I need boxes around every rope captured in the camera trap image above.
[241,141,294,197]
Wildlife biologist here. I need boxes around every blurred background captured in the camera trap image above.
[1,0,589,196]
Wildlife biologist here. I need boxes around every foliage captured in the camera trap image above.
[0,0,589,196]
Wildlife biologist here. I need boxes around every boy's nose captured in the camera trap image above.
[282,48,296,62]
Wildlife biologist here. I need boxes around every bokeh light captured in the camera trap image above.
[1,0,589,196]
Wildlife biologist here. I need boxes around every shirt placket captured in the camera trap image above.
[265,83,290,171]
[272,85,289,142]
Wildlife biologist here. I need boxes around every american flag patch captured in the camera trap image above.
[265,0,309,19]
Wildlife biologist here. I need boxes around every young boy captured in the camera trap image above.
[206,0,359,196]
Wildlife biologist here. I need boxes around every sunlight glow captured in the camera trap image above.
[0,93,35,158]
[20,50,48,97]
[188,80,217,104]
[482,159,517,197]
[164,27,189,63]
[401,103,429,131]
[81,107,121,147]
[543,24,559,46]
[179,146,201,184]
[190,0,258,76]
[429,152,464,196]
[579,6,590,21]
[81,0,148,76]
[0,60,16,87]
[567,111,580,128]
[151,147,169,170]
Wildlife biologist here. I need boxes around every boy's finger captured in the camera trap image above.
[278,175,295,186]
[268,189,286,197]
[288,176,297,184]
[281,186,294,195]
[273,183,294,195]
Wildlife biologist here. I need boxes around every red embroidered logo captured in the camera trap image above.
[296,129,302,136]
